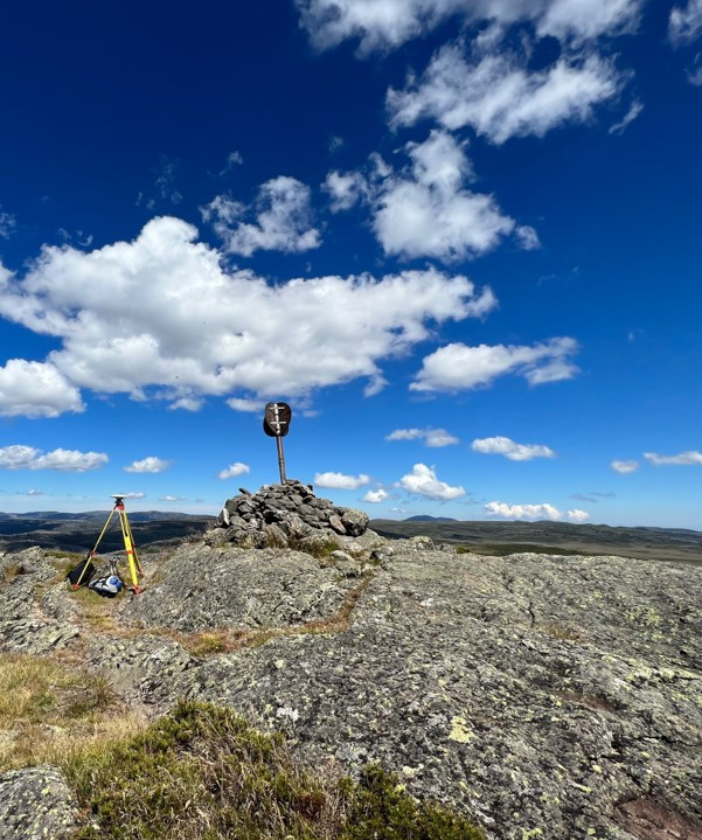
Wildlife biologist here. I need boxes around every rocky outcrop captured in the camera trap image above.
[0,548,79,655]
[208,479,370,548]
[124,544,377,632]
[0,534,701,839]
[0,766,78,840]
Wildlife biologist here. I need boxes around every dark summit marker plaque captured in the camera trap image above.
[263,401,292,438]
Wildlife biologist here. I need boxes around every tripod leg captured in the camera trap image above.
[119,510,141,594]
[122,511,142,575]
[73,508,116,588]
[90,509,116,557]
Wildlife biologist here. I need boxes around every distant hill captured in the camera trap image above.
[369,518,702,566]
[404,515,457,522]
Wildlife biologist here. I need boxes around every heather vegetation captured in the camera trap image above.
[64,700,485,840]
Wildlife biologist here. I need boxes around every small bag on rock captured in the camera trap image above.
[88,573,124,598]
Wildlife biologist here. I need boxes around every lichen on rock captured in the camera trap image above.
[0,531,701,839]
[0,765,78,840]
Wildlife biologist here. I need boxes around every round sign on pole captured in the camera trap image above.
[263,402,292,437]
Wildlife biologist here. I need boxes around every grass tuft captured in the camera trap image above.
[1,561,26,584]
[0,652,146,772]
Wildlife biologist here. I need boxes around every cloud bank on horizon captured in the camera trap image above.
[0,0,700,526]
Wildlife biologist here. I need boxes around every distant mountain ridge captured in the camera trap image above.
[0,510,216,554]
[403,515,457,522]
[370,518,702,566]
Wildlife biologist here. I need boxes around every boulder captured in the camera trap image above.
[0,766,79,840]
[340,508,369,537]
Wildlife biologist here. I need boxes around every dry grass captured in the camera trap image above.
[541,623,581,642]
[68,585,125,631]
[1,561,25,584]
[0,652,147,772]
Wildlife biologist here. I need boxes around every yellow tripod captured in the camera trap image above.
[86,495,143,594]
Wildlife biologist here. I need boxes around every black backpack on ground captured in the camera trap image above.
[66,556,96,588]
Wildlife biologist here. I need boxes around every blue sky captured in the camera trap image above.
[1,0,701,528]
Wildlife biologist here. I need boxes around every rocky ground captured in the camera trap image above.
[0,484,701,840]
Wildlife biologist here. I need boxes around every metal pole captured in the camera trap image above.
[276,436,286,484]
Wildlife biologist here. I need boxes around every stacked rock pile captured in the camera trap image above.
[207,478,369,550]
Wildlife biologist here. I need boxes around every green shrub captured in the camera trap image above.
[341,763,485,840]
[66,700,334,840]
[65,700,485,840]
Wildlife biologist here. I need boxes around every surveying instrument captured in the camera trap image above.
[71,495,143,594]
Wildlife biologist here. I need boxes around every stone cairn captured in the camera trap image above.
[207,478,369,551]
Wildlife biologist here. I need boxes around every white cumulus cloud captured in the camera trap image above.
[218,462,251,480]
[297,0,466,54]
[485,500,588,522]
[314,472,371,489]
[168,396,204,412]
[535,0,644,42]
[375,131,521,259]
[324,170,370,211]
[0,445,108,472]
[124,456,171,473]
[363,488,389,503]
[644,451,702,466]
[669,0,702,45]
[0,359,84,418]
[299,2,638,153]
[386,428,459,447]
[333,131,528,262]
[386,428,425,442]
[485,501,562,520]
[471,436,556,461]
[388,48,624,145]
[0,207,16,239]
[296,0,643,53]
[159,495,186,502]
[611,459,639,474]
[202,176,321,256]
[227,397,266,413]
[327,131,530,262]
[398,463,465,500]
[411,337,578,393]
[0,217,496,412]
